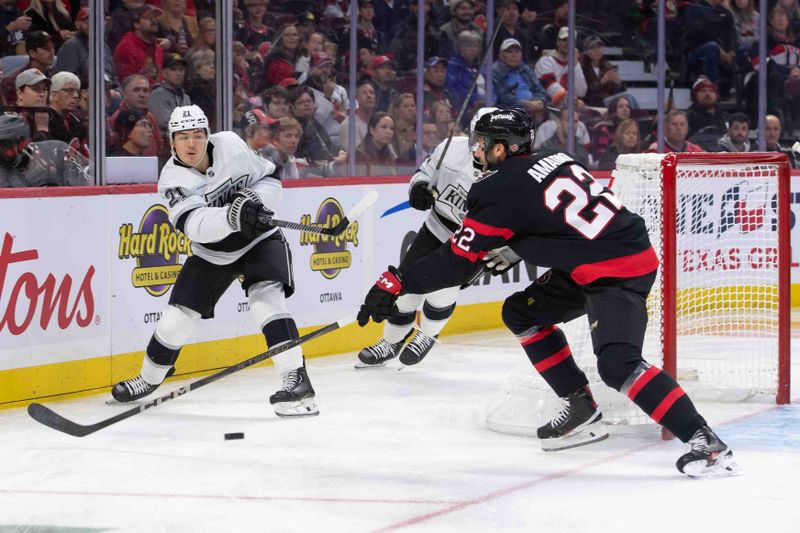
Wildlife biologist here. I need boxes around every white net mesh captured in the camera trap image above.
[486,153,785,435]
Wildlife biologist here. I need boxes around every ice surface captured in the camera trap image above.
[1,329,798,532]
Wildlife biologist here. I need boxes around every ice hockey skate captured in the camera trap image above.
[398,329,437,366]
[355,339,405,368]
[676,426,741,477]
[537,386,609,451]
[269,366,319,418]
[110,366,176,403]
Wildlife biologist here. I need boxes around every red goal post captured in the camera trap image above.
[614,152,791,404]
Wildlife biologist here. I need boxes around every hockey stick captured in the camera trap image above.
[267,190,378,236]
[428,5,508,191]
[28,313,358,437]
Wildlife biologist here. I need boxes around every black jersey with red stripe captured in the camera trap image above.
[399,149,658,295]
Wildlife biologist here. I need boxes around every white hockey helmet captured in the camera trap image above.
[168,105,210,138]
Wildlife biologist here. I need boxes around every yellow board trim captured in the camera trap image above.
[0,301,507,410]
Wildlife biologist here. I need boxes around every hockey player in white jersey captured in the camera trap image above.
[357,107,499,368]
[112,105,318,418]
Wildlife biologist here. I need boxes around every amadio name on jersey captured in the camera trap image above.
[118,205,192,296]
[299,198,360,280]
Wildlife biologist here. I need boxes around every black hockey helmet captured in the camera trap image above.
[472,108,534,156]
[0,112,31,168]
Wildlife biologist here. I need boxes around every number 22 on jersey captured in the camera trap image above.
[544,164,624,240]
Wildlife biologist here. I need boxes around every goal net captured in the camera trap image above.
[486,152,791,436]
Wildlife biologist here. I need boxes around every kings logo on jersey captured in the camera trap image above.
[118,205,192,296]
[299,198,360,280]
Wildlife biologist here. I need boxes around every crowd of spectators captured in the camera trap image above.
[0,0,798,187]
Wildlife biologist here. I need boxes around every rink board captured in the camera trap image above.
[0,180,535,407]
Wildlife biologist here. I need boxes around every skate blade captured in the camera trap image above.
[354,360,390,369]
[273,397,319,418]
[541,423,610,452]
[683,451,742,478]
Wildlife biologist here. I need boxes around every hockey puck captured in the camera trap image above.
[224,432,244,440]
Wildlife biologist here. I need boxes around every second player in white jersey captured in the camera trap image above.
[112,105,317,418]
[356,108,498,368]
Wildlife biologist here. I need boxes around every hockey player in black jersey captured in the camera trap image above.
[111,105,317,418]
[357,108,739,477]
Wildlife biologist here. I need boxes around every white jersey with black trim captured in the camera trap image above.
[409,136,478,243]
[158,131,282,265]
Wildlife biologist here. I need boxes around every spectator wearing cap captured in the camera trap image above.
[0,1,31,57]
[54,8,119,89]
[388,0,441,73]
[262,23,301,90]
[110,107,154,157]
[492,38,547,118]
[14,68,51,141]
[158,0,198,56]
[290,86,346,172]
[439,0,482,59]
[446,30,486,127]
[579,35,625,107]
[113,5,164,86]
[647,110,704,153]
[535,26,587,108]
[49,71,87,146]
[235,0,272,54]
[372,55,399,112]
[716,112,751,152]
[493,0,534,61]
[356,37,379,79]
[763,114,799,168]
[107,74,164,157]
[2,30,54,104]
[149,54,192,134]
[242,108,275,152]
[423,56,454,116]
[24,0,73,50]
[303,52,349,146]
[686,75,730,150]
[340,77,377,152]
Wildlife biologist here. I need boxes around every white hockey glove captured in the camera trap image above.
[483,246,522,275]
[227,188,274,240]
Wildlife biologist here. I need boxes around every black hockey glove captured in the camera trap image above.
[227,189,274,240]
[357,266,404,327]
[408,181,438,211]
[482,246,522,276]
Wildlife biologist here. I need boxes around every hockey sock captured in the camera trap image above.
[141,334,180,385]
[621,361,708,442]
[516,325,588,398]
[419,300,455,337]
[263,317,304,377]
[384,310,416,344]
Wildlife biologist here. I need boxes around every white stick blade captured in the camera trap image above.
[792,141,800,154]
[345,190,379,222]
[336,312,360,328]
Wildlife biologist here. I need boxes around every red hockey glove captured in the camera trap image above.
[357,266,404,327]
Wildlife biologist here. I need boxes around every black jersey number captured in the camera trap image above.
[544,165,623,240]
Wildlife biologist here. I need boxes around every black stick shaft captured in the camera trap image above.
[28,317,352,437]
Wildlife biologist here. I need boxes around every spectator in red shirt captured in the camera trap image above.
[113,5,164,86]
[262,23,300,89]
